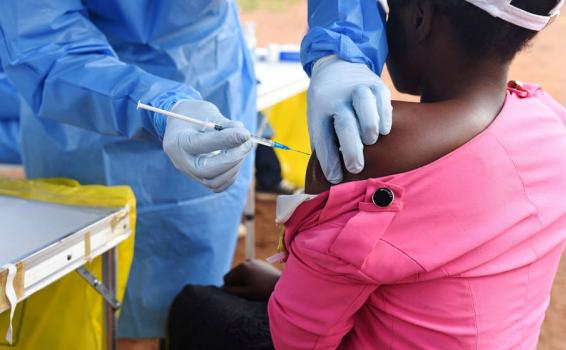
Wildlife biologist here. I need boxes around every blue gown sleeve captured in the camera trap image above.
[301,0,388,77]
[0,0,201,141]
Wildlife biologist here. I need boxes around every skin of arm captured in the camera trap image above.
[222,259,281,301]
[305,99,503,195]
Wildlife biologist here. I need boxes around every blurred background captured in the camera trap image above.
[236,2,566,350]
[239,0,566,100]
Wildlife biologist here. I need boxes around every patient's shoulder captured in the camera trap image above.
[305,100,496,194]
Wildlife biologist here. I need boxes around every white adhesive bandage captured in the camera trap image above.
[3,264,18,344]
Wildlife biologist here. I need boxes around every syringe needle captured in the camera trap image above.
[289,149,311,156]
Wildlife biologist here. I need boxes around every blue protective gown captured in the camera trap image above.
[0,0,256,338]
[301,0,389,76]
[0,0,388,339]
[0,65,21,164]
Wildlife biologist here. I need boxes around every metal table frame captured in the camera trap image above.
[77,248,120,350]
[0,202,131,350]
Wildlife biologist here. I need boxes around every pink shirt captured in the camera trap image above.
[268,83,566,349]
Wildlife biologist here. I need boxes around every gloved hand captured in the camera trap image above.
[307,55,393,184]
[163,99,253,192]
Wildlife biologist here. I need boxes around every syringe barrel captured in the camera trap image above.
[251,135,274,148]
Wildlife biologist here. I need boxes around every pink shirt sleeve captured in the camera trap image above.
[268,183,422,349]
[268,227,378,349]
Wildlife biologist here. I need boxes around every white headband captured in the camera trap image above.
[464,0,565,31]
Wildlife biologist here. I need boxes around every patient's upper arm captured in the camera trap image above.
[305,100,482,194]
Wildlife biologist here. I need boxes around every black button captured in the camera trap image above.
[372,188,394,207]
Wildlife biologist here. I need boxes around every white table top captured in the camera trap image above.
[0,195,115,266]
[0,194,131,314]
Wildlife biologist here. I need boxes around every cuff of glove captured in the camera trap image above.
[311,55,374,78]
[151,92,199,140]
[311,54,338,74]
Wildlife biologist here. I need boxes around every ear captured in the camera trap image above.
[413,0,434,43]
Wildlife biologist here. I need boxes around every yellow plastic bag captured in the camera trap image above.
[0,177,136,350]
[266,92,311,187]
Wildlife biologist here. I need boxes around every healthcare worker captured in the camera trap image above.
[0,0,393,343]
[0,0,257,340]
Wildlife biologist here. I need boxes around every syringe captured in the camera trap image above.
[137,101,310,156]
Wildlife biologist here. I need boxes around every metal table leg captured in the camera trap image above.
[77,248,119,350]
[102,248,118,350]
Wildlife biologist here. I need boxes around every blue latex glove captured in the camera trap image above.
[163,100,253,192]
[307,55,392,184]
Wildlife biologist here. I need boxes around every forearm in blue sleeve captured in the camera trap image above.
[301,0,388,76]
[0,0,200,141]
